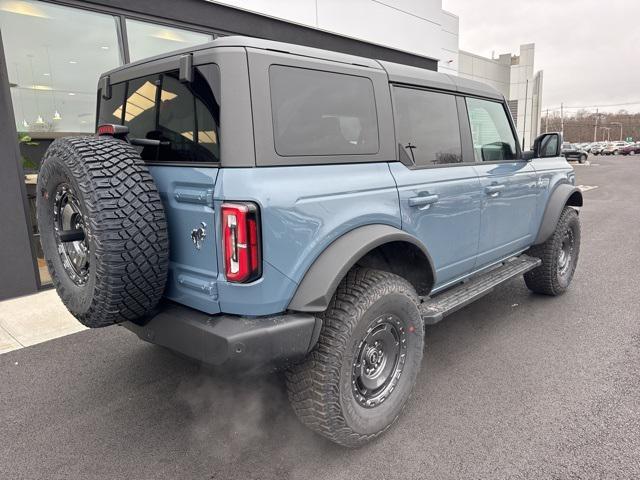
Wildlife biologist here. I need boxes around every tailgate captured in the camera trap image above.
[149,166,220,314]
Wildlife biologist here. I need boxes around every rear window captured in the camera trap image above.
[97,64,220,163]
[269,65,379,157]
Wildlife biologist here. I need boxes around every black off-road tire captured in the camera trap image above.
[579,154,587,163]
[286,268,424,447]
[524,207,580,296]
[36,136,169,328]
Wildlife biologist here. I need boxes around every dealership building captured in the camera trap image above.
[0,0,542,300]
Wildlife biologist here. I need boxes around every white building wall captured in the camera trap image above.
[208,0,459,63]
[438,10,459,75]
[457,51,510,97]
[458,43,543,149]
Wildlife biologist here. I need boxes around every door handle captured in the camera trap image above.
[485,185,505,197]
[408,194,439,208]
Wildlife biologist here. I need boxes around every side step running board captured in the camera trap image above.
[419,254,541,325]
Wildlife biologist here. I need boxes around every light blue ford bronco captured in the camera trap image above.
[36,36,582,447]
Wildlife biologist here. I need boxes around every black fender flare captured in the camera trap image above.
[534,184,583,244]
[288,224,435,312]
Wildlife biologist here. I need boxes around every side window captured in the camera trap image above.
[393,87,462,166]
[269,65,379,156]
[96,65,220,163]
[466,97,518,162]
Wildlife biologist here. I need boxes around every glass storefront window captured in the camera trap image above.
[0,0,122,135]
[126,19,213,62]
[0,0,122,285]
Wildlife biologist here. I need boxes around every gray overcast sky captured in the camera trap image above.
[442,0,640,113]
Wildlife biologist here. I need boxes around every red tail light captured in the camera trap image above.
[96,124,129,137]
[221,202,261,283]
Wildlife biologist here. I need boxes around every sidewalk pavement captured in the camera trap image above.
[0,289,85,354]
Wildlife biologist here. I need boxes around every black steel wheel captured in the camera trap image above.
[53,183,90,286]
[351,314,407,408]
[557,226,575,279]
[286,268,424,447]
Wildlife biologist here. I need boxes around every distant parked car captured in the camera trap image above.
[590,143,605,155]
[561,142,588,163]
[602,141,628,155]
[619,143,640,155]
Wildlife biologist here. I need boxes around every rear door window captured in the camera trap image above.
[393,87,462,166]
[465,97,518,162]
[97,65,220,163]
[269,65,379,156]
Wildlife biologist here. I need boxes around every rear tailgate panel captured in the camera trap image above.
[149,166,221,314]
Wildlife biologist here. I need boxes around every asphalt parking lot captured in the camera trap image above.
[2,155,640,480]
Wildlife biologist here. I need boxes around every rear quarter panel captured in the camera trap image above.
[213,163,400,315]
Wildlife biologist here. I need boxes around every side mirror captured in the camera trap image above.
[526,132,563,160]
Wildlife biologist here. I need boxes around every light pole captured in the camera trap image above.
[593,109,601,143]
[610,122,623,141]
[599,127,610,142]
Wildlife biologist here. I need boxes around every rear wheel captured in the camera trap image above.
[525,207,580,296]
[286,268,424,447]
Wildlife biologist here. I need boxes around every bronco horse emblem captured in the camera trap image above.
[190,222,207,250]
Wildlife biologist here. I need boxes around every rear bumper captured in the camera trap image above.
[122,302,321,370]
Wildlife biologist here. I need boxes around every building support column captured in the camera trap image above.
[0,30,40,300]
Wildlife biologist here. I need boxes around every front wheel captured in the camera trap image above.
[579,154,587,163]
[525,207,581,295]
[286,268,424,447]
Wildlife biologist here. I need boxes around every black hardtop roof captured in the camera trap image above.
[102,35,502,100]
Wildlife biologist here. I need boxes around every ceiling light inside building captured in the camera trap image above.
[0,1,49,18]
[68,92,75,96]
[180,131,217,143]
[35,115,44,125]
[30,84,52,91]
[113,82,176,122]
[53,110,61,121]
[100,46,109,50]
[69,60,77,64]
[151,29,187,42]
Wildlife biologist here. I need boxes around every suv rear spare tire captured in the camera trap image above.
[36,136,169,328]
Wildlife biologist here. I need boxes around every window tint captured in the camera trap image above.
[124,75,160,150]
[97,65,220,163]
[466,98,518,161]
[97,82,127,125]
[269,65,379,156]
[393,87,462,166]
